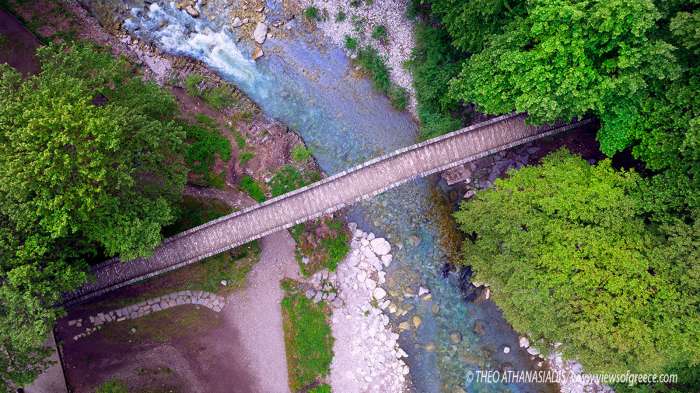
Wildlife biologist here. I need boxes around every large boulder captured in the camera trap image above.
[253,22,268,44]
[370,238,391,256]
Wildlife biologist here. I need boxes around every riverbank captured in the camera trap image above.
[293,0,418,116]
[303,225,409,392]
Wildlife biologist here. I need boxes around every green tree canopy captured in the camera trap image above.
[454,150,700,375]
[0,43,186,389]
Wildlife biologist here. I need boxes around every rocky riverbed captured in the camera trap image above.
[305,224,409,393]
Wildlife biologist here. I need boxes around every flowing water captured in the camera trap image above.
[113,2,555,391]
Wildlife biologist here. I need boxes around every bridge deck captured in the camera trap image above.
[66,113,588,304]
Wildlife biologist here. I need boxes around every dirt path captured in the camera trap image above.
[222,230,299,393]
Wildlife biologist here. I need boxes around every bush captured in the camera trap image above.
[270,165,319,197]
[281,283,333,392]
[163,195,232,237]
[183,122,231,178]
[309,385,332,393]
[335,9,346,22]
[355,46,408,110]
[303,6,320,21]
[344,35,358,51]
[184,73,205,97]
[203,85,236,110]
[239,175,266,202]
[388,86,408,111]
[238,150,254,165]
[371,24,388,43]
[291,144,312,162]
[319,231,349,272]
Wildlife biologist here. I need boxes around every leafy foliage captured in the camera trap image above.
[0,42,186,389]
[270,165,321,198]
[410,22,463,139]
[95,379,128,393]
[182,120,231,188]
[291,144,312,162]
[371,24,388,43]
[454,150,700,376]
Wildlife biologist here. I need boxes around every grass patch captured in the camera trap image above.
[308,384,331,393]
[292,217,349,276]
[281,280,334,392]
[356,46,408,110]
[269,165,321,197]
[335,9,346,22]
[96,380,128,393]
[184,73,205,97]
[99,305,223,345]
[291,144,312,162]
[239,175,266,202]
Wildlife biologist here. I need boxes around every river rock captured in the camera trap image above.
[253,22,268,44]
[370,238,391,255]
[252,47,264,60]
[184,5,199,17]
[503,345,511,354]
[372,287,387,300]
[232,17,243,27]
[519,336,529,348]
[412,315,422,329]
[449,331,462,344]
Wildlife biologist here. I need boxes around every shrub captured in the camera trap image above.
[239,175,266,202]
[183,123,231,176]
[281,283,333,392]
[357,46,391,92]
[270,165,317,197]
[233,131,246,149]
[388,86,408,111]
[303,6,320,21]
[239,150,254,165]
[344,35,358,51]
[371,25,388,43]
[291,144,312,162]
[309,385,332,393]
[163,195,232,237]
[320,231,349,272]
[335,9,346,22]
[349,0,362,7]
[203,85,236,109]
[184,73,205,97]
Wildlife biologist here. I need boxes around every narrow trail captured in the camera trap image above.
[222,230,299,393]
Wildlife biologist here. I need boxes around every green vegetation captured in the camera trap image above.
[0,42,186,389]
[291,217,349,276]
[183,117,231,188]
[308,384,332,393]
[455,150,699,382]
[239,175,266,202]
[281,279,334,392]
[238,150,255,165]
[96,380,128,393]
[184,73,237,109]
[303,6,320,21]
[409,23,463,139]
[344,35,358,50]
[335,9,347,22]
[163,195,232,237]
[269,165,321,198]
[371,24,388,43]
[291,144,312,162]
[356,46,408,110]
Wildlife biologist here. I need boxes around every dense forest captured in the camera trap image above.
[407,0,700,390]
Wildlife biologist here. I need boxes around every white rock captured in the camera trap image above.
[527,346,540,356]
[503,346,511,354]
[232,17,243,27]
[370,238,391,255]
[253,22,268,44]
[373,287,387,300]
[418,286,430,296]
[519,336,530,348]
[381,254,392,266]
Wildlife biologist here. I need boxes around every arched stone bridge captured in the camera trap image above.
[66,113,590,304]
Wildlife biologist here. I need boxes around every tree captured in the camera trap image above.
[454,150,700,376]
[448,0,680,155]
[0,43,186,390]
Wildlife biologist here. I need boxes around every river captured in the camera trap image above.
[107,1,554,391]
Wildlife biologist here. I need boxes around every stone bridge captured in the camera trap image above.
[65,113,589,304]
